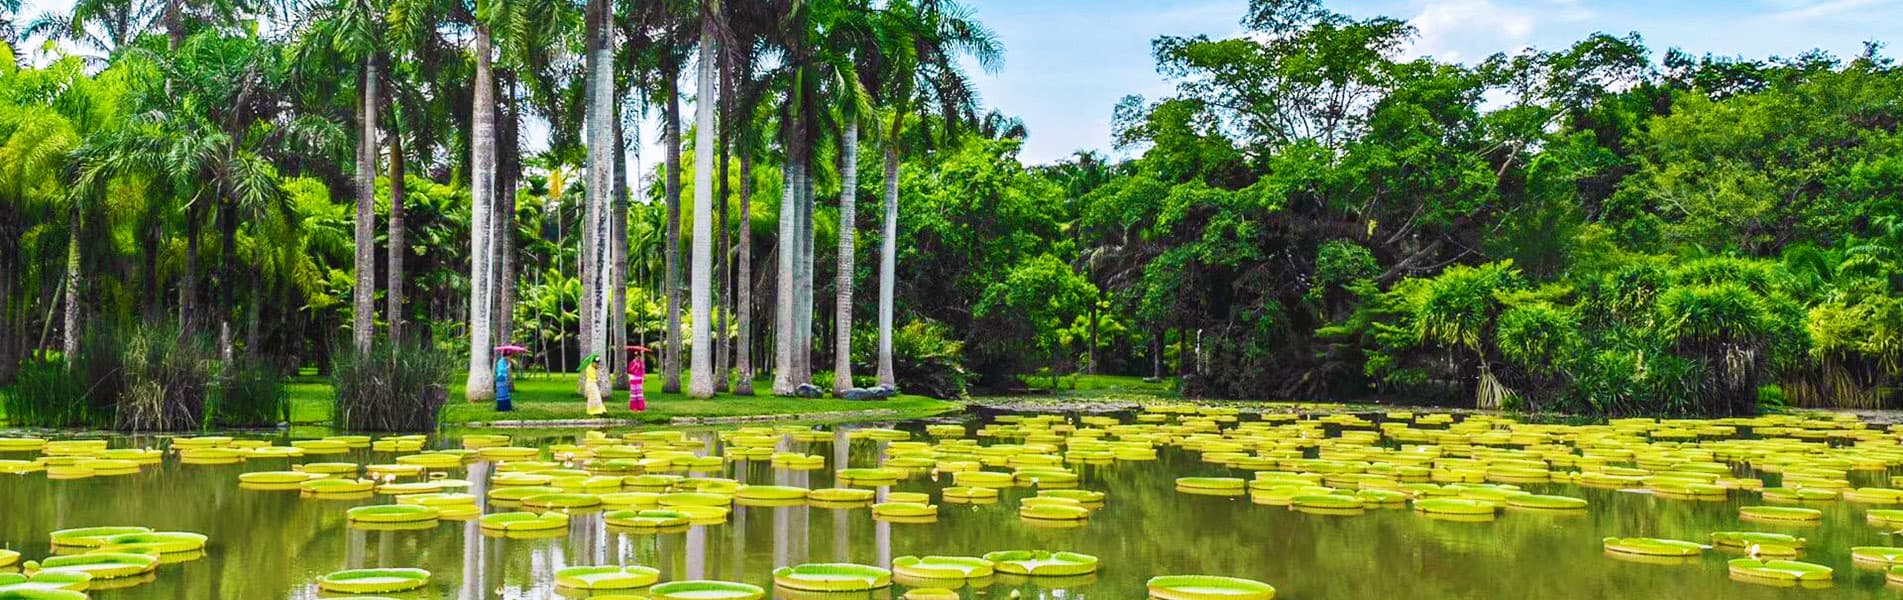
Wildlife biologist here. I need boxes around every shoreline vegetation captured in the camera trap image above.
[8,372,1885,433]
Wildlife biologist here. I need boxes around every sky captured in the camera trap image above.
[962,0,1903,164]
[14,0,1903,168]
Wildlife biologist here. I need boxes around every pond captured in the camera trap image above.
[2,409,1901,599]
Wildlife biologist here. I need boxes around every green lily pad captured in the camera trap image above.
[771,563,893,592]
[1147,575,1277,600]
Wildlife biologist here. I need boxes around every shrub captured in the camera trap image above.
[854,320,969,399]
[332,340,452,432]
[109,323,216,432]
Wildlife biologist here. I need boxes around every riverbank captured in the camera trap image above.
[288,375,964,427]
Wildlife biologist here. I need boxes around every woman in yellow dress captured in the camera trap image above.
[581,353,605,416]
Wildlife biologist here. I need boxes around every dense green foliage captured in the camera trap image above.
[1060,1,1903,415]
[2,0,1899,419]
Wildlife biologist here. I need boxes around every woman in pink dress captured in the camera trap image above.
[627,354,647,412]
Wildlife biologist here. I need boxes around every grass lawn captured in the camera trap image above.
[1021,373,1179,396]
[287,373,960,427]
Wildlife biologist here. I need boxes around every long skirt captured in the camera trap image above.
[584,380,605,416]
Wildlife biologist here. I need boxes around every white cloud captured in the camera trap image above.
[1403,0,1596,63]
[1768,0,1903,20]
[1407,0,1537,62]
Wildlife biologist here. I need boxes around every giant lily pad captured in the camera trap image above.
[648,580,765,600]
[554,565,660,590]
[1147,575,1277,600]
[981,551,1099,576]
[316,568,431,594]
[771,563,892,592]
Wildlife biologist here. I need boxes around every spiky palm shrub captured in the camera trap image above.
[1493,302,1581,412]
[111,323,215,432]
[1656,283,1773,416]
[1412,262,1525,409]
[332,340,452,432]
[853,320,970,399]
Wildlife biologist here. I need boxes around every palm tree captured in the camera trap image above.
[723,3,770,395]
[582,0,613,395]
[873,0,998,387]
[464,2,498,402]
[686,0,721,398]
[352,22,381,355]
[824,0,876,393]
[22,0,156,66]
[660,26,686,395]
[1,0,19,54]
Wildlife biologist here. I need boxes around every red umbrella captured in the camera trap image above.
[494,345,529,355]
[626,345,652,354]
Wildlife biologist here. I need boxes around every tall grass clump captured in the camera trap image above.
[332,340,452,431]
[2,356,102,428]
[208,363,287,428]
[109,323,216,431]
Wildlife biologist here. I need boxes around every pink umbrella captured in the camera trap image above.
[494,345,529,355]
[626,345,652,354]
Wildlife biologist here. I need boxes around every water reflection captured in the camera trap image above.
[8,420,1903,599]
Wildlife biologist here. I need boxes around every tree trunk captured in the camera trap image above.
[875,128,900,387]
[772,160,799,396]
[584,0,615,394]
[663,65,685,394]
[688,26,718,398]
[1151,330,1163,379]
[60,205,80,366]
[736,148,755,396]
[181,201,201,333]
[386,102,407,344]
[611,112,630,391]
[464,24,497,402]
[352,58,378,355]
[795,155,815,384]
[163,0,182,49]
[833,122,858,393]
[496,75,521,353]
[713,70,732,394]
[1087,295,1099,374]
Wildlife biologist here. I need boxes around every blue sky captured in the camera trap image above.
[964,0,1903,163]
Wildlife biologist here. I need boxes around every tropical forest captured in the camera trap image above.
[0,0,1901,597]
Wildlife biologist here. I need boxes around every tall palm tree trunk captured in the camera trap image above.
[714,110,732,393]
[60,204,80,366]
[181,190,202,333]
[735,148,755,395]
[772,159,799,396]
[875,118,901,387]
[352,58,378,354]
[663,66,685,394]
[795,154,815,383]
[832,122,857,393]
[496,76,520,352]
[611,115,630,391]
[713,42,733,394]
[464,23,497,402]
[386,101,407,344]
[688,28,718,398]
[584,0,615,394]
